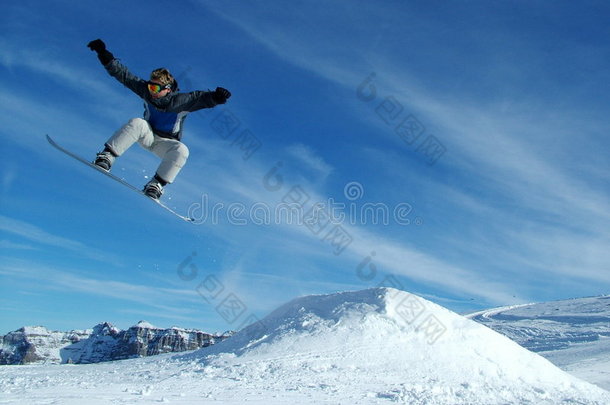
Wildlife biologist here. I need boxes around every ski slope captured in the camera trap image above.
[1,288,608,404]
[468,295,610,390]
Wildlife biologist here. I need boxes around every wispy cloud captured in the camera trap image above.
[0,240,36,251]
[0,215,123,266]
[203,2,364,88]
[0,38,123,102]
[0,258,203,315]
[285,143,334,179]
[0,39,145,154]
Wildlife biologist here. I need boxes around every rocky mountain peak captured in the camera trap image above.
[0,322,229,365]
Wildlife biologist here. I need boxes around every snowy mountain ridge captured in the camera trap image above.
[0,321,230,365]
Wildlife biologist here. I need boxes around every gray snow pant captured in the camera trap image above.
[105,118,189,183]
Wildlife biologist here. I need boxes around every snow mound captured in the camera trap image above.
[182,287,610,404]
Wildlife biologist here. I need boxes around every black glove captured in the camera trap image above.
[87,39,105,52]
[87,39,114,66]
[212,87,231,104]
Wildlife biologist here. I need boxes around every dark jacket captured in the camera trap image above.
[105,59,219,140]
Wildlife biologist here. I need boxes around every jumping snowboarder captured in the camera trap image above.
[87,38,231,199]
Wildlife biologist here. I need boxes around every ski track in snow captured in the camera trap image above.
[1,288,609,404]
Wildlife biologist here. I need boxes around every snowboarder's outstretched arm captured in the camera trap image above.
[88,39,149,99]
[163,87,231,113]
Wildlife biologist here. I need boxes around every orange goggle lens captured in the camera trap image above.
[147,82,170,94]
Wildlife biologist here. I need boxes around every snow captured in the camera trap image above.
[1,326,91,365]
[1,321,225,366]
[1,288,608,404]
[20,326,53,336]
[543,337,610,391]
[467,295,610,391]
[133,321,158,330]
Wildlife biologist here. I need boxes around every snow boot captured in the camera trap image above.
[94,149,115,172]
[143,177,164,200]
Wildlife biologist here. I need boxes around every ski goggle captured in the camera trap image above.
[147,81,172,94]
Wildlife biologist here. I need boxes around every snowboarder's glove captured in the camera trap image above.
[212,87,231,104]
[87,39,105,52]
[87,39,114,66]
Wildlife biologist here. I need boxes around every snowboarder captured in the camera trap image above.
[87,38,231,199]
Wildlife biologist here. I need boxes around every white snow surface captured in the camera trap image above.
[1,288,608,404]
[467,295,610,391]
[133,321,158,329]
[0,326,92,365]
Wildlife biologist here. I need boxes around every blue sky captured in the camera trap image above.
[1,0,609,335]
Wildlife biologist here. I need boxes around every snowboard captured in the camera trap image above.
[46,135,194,223]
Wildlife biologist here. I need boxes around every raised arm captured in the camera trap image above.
[87,39,148,99]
